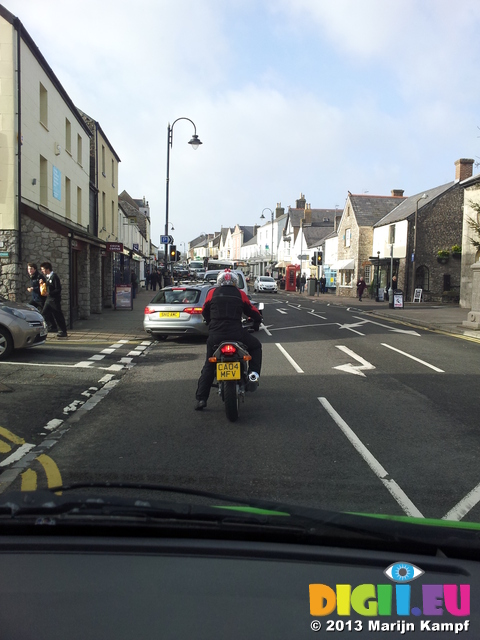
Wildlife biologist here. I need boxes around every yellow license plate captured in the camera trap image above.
[159,312,180,318]
[216,362,241,380]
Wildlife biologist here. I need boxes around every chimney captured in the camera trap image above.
[455,158,474,183]
[296,193,306,209]
[391,189,404,197]
[275,202,284,219]
[304,203,312,226]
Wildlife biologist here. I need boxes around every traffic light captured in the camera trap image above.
[311,252,318,266]
[169,245,177,261]
[176,251,181,262]
[317,251,323,266]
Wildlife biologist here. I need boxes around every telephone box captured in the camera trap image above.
[286,264,299,292]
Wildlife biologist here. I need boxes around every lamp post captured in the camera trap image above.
[165,117,202,276]
[411,193,428,301]
[375,251,380,301]
[260,208,274,274]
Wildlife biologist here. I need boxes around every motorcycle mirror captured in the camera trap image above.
[258,303,264,311]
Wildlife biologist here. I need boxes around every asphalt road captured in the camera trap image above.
[1,294,480,523]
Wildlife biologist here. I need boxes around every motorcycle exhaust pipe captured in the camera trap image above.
[248,372,259,383]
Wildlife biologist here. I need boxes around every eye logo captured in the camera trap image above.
[384,562,424,583]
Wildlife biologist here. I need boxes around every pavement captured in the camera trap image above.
[51,284,480,344]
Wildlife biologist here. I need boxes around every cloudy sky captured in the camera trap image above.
[5,0,480,251]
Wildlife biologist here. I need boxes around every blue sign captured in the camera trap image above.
[161,235,169,244]
[133,243,139,251]
[52,166,61,201]
[411,253,415,262]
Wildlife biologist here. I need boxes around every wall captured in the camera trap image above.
[0,17,16,231]
[461,182,480,308]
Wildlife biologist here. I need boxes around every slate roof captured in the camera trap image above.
[236,226,255,243]
[118,191,147,238]
[303,225,336,249]
[288,208,338,228]
[349,195,406,227]
[374,183,454,227]
[189,234,209,248]
[243,234,258,247]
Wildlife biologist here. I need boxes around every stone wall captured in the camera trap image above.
[0,229,20,300]
[90,247,103,313]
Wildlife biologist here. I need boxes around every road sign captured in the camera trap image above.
[133,243,139,251]
[161,235,169,244]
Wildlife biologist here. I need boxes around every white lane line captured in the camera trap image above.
[276,309,288,314]
[44,418,64,431]
[287,304,303,310]
[318,398,424,518]
[275,343,304,373]
[308,311,327,320]
[381,343,444,372]
[0,443,36,467]
[352,317,421,336]
[443,483,480,521]
[260,324,272,336]
[101,348,116,354]
[269,322,339,332]
[89,354,105,361]
[127,350,142,357]
[118,357,133,364]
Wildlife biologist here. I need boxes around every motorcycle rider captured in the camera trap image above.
[195,269,263,411]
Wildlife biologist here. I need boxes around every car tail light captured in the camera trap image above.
[144,306,156,314]
[183,307,203,315]
[220,344,237,354]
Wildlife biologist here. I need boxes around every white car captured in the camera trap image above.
[0,297,48,360]
[254,276,278,293]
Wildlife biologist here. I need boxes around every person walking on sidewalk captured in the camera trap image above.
[26,262,47,312]
[320,275,327,294]
[300,273,306,293]
[40,262,68,337]
[356,276,367,302]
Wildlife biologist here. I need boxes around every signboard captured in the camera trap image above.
[394,293,404,308]
[0,252,9,258]
[106,242,124,253]
[115,285,132,310]
[378,287,385,301]
[161,235,174,244]
[413,288,422,303]
[133,243,139,251]
[52,166,61,201]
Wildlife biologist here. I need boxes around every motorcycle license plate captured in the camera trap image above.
[159,312,180,318]
[216,362,241,380]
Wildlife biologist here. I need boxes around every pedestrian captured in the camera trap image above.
[313,276,318,296]
[300,273,306,294]
[194,270,263,411]
[131,270,137,299]
[320,275,327,294]
[296,274,300,292]
[145,271,150,290]
[151,269,157,291]
[40,261,68,337]
[391,275,398,291]
[26,262,47,312]
[356,276,368,302]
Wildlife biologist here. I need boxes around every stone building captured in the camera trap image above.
[460,171,480,309]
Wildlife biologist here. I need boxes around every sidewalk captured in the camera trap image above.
[57,287,153,342]
[280,289,480,343]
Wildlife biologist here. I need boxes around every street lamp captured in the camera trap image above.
[260,207,274,273]
[165,117,202,275]
[411,193,428,301]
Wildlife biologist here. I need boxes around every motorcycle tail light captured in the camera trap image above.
[183,307,203,315]
[243,355,252,361]
[208,357,217,363]
[220,344,237,354]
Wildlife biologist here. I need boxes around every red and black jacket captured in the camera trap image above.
[202,286,262,334]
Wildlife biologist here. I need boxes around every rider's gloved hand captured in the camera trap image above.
[253,322,261,332]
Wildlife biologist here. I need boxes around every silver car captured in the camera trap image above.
[0,297,48,360]
[143,285,213,340]
[203,270,249,297]
[254,276,278,293]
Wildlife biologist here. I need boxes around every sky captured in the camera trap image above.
[5,0,480,253]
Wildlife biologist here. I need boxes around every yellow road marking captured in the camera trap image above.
[0,441,12,454]
[0,427,25,445]
[21,468,37,491]
[20,455,63,494]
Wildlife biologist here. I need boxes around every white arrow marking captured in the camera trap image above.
[352,317,421,336]
[276,308,288,314]
[338,322,366,336]
[333,345,375,376]
[260,323,272,336]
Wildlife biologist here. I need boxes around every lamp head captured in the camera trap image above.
[188,135,202,150]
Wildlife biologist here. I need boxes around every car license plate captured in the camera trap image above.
[159,312,180,318]
[217,362,241,380]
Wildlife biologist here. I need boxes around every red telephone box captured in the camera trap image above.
[286,264,299,291]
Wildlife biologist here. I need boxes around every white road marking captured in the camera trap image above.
[308,311,327,320]
[269,322,339,332]
[337,322,365,336]
[100,348,116,354]
[44,418,64,431]
[318,397,424,518]
[74,361,95,367]
[352,317,421,336]
[443,483,480,521]
[105,364,125,371]
[127,350,142,357]
[141,341,152,345]
[275,343,304,373]
[98,374,116,383]
[333,345,375,377]
[276,309,288,314]
[89,354,105,361]
[0,443,36,467]
[118,357,134,364]
[381,343,444,372]
[259,324,272,336]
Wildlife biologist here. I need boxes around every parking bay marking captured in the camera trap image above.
[333,346,375,377]
[352,317,421,336]
[318,397,423,518]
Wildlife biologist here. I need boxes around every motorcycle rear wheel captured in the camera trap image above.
[224,381,239,422]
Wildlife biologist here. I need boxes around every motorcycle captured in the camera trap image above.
[208,303,263,422]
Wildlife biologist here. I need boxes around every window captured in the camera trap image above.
[364,265,372,283]
[345,228,351,247]
[77,135,83,165]
[389,224,396,244]
[65,177,71,219]
[111,159,115,187]
[40,155,48,206]
[102,192,106,229]
[111,200,115,232]
[102,145,106,177]
[415,265,430,291]
[39,83,48,128]
[77,187,82,223]
[65,119,71,154]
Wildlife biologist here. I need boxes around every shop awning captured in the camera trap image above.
[274,261,286,268]
[330,259,354,270]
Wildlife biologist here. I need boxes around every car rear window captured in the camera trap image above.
[152,289,201,304]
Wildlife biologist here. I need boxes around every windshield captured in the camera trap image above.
[2,5,480,630]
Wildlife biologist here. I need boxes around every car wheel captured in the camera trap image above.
[0,327,14,360]
[154,334,168,341]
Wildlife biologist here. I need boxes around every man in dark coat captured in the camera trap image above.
[26,262,47,312]
[40,262,68,337]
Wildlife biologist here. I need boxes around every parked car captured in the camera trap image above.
[143,285,213,340]
[203,270,249,297]
[254,276,278,293]
[0,297,48,360]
